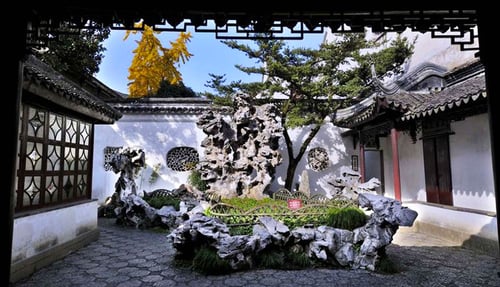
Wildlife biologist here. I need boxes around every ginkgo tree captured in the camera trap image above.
[124,23,192,98]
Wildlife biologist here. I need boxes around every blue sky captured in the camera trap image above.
[96,27,325,95]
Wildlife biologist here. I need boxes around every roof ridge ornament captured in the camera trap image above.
[370,64,400,95]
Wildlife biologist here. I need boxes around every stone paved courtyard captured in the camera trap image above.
[12,218,500,287]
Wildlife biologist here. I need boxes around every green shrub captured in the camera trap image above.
[144,196,181,210]
[221,197,286,210]
[326,207,367,230]
[192,246,232,275]
[208,198,367,232]
[228,224,253,236]
[280,207,337,229]
[211,198,342,229]
[203,207,212,217]
[286,251,312,269]
[255,249,285,269]
[188,170,208,191]
[282,217,314,229]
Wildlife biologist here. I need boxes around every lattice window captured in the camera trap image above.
[103,146,122,171]
[16,104,94,212]
[166,147,199,171]
[307,147,329,172]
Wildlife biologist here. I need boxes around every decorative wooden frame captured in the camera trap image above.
[351,155,359,171]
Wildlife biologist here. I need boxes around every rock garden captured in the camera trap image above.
[100,94,418,275]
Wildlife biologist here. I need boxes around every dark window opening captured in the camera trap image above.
[364,149,385,195]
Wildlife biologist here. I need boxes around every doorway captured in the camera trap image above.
[364,149,385,194]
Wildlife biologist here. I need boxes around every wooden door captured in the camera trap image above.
[423,135,453,205]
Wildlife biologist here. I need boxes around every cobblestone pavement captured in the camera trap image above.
[13,218,500,287]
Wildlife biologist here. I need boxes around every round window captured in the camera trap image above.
[166,146,199,171]
[307,147,329,171]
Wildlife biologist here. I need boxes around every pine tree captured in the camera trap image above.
[154,80,197,98]
[36,22,110,81]
[205,32,414,191]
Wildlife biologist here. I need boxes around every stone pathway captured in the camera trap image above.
[12,218,500,287]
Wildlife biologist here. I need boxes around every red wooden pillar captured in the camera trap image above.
[391,128,402,201]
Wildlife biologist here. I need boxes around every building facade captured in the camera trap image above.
[332,29,497,253]
[11,55,122,282]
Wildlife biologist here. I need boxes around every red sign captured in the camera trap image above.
[287,199,303,210]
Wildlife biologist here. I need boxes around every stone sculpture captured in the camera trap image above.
[168,193,418,271]
[113,185,206,228]
[108,147,146,202]
[196,94,283,199]
[106,148,206,228]
[321,166,381,200]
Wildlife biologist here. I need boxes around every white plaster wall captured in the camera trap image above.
[92,114,207,205]
[398,131,427,202]
[406,202,498,242]
[370,132,425,201]
[271,123,355,195]
[94,115,354,201]
[377,114,495,213]
[399,29,477,72]
[450,114,496,212]
[11,201,98,264]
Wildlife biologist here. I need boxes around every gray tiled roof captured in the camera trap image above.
[23,55,122,123]
[334,68,486,128]
[398,74,486,121]
[107,97,232,115]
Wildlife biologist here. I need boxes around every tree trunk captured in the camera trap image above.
[285,159,298,191]
[283,123,323,191]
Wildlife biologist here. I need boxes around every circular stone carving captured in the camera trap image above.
[307,147,329,171]
[166,147,199,171]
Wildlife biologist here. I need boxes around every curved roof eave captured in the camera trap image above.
[22,55,122,123]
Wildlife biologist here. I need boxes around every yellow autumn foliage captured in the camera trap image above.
[125,23,192,98]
